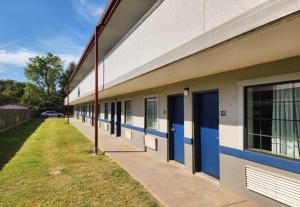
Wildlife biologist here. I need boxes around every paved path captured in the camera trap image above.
[70,118,257,207]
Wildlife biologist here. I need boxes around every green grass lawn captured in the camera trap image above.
[0,119,160,207]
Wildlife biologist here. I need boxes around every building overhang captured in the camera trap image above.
[70,10,300,104]
[67,0,159,92]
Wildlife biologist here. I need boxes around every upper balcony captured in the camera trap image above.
[66,0,300,105]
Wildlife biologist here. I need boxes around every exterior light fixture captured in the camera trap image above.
[184,87,189,96]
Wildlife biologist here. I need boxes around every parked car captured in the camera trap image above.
[41,111,64,118]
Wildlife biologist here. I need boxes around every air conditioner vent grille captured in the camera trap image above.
[246,166,300,207]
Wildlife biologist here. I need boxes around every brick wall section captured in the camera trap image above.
[0,109,34,132]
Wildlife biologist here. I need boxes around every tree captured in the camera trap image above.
[24,53,63,96]
[39,93,64,112]
[59,61,76,95]
[21,83,44,110]
[0,94,11,105]
[0,80,26,105]
[22,53,75,112]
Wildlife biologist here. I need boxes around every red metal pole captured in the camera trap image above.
[94,27,99,154]
[64,0,121,93]
[67,83,70,124]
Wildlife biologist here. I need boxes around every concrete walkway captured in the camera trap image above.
[70,118,257,207]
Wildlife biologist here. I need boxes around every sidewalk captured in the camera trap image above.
[70,118,257,207]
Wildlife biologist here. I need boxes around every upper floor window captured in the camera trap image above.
[125,100,132,125]
[145,97,158,130]
[104,103,108,120]
[245,80,300,160]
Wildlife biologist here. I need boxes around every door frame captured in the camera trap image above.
[167,93,184,162]
[91,104,94,126]
[192,89,219,174]
[110,102,115,135]
[116,101,122,137]
[83,105,86,122]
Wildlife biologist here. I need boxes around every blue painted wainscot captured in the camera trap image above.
[219,146,300,174]
[120,123,168,138]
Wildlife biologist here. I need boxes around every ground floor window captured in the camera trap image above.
[145,97,158,130]
[105,103,108,120]
[125,100,132,124]
[92,104,94,117]
[245,80,300,160]
[89,105,91,117]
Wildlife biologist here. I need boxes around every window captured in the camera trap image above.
[245,80,300,160]
[104,103,108,120]
[125,100,132,124]
[92,104,94,117]
[145,97,158,130]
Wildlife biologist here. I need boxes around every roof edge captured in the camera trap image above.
[65,0,121,92]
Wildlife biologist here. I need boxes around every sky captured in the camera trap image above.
[0,0,108,82]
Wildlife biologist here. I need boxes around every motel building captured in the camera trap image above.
[65,1,300,206]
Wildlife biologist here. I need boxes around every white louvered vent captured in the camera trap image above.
[144,134,157,150]
[103,123,108,130]
[245,166,300,207]
[124,129,132,140]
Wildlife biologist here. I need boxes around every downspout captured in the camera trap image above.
[94,27,99,155]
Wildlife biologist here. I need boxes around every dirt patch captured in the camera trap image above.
[50,166,64,175]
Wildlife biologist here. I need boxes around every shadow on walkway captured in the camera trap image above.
[0,119,44,171]
[104,150,145,154]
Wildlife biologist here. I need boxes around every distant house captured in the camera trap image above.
[0,104,29,110]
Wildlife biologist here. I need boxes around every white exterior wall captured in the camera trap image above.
[73,55,300,187]
[69,56,300,207]
[204,0,268,31]
[68,1,300,204]
[96,56,300,151]
[67,0,269,104]
[103,0,269,86]
[66,61,103,105]
[68,69,95,104]
[103,0,205,85]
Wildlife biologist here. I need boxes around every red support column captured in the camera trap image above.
[94,27,99,154]
[67,83,70,124]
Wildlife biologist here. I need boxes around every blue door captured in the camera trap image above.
[198,92,219,178]
[170,95,184,164]
[111,102,115,134]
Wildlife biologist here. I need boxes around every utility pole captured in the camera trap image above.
[94,26,99,155]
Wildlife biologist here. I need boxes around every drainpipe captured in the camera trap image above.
[94,27,99,155]
[67,83,70,124]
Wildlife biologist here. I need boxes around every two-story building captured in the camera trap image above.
[65,1,300,206]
